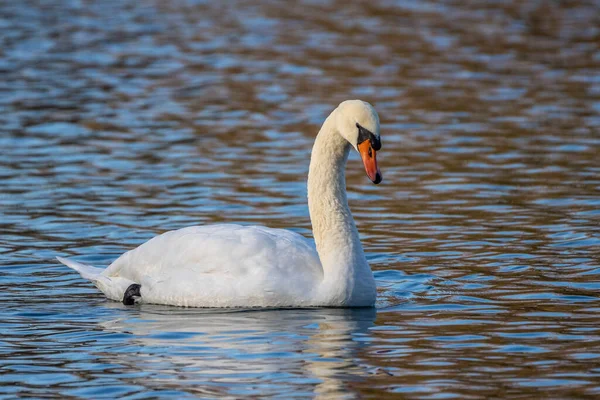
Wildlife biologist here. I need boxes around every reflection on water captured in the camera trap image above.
[100,307,376,399]
[1,0,599,398]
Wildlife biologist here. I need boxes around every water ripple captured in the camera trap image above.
[1,0,599,398]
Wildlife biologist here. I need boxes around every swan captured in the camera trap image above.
[58,99,383,308]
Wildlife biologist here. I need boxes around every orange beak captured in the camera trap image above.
[358,140,382,184]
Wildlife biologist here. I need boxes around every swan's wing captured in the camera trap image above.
[103,224,323,307]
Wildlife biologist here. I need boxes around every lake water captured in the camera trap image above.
[1,0,599,398]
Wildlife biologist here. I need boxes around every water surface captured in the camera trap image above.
[1,0,600,398]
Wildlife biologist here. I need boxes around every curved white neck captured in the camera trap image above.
[307,111,376,306]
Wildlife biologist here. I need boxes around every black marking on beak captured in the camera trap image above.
[373,172,382,184]
[356,123,381,150]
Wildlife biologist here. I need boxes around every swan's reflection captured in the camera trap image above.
[98,305,376,399]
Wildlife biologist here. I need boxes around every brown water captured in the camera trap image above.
[1,0,600,398]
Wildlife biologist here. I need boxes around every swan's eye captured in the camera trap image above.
[356,123,381,151]
[370,135,381,151]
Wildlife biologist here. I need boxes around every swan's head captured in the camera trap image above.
[335,100,382,184]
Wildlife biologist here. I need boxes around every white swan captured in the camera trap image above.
[58,99,383,308]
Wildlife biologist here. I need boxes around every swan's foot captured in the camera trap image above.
[123,284,141,305]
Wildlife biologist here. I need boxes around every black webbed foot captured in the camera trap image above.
[123,284,141,305]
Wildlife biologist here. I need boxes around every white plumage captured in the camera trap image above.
[58,100,382,308]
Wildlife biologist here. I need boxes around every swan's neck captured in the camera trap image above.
[308,112,376,305]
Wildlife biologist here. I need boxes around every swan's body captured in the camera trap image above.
[58,100,383,307]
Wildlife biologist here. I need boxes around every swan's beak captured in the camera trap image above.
[358,140,382,184]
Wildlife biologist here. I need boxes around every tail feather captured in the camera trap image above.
[57,256,137,302]
[56,256,104,280]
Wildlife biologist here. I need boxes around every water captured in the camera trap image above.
[1,0,599,398]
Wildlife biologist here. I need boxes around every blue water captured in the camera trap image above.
[1,0,600,398]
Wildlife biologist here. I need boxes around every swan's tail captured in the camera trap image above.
[57,256,135,302]
[57,256,104,280]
